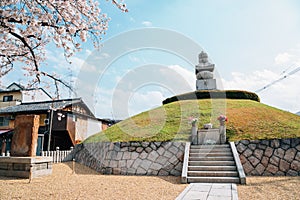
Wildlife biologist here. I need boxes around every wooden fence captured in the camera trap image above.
[42,147,74,163]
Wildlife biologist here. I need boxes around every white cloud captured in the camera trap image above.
[275,52,292,65]
[167,65,195,89]
[221,69,300,113]
[142,21,153,27]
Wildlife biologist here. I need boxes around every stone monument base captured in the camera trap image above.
[197,129,220,144]
[0,156,52,178]
[196,79,217,90]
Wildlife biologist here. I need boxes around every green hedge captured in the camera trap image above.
[162,90,260,104]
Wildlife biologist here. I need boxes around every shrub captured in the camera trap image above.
[162,90,260,104]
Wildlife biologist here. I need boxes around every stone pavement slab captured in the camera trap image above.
[176,183,238,200]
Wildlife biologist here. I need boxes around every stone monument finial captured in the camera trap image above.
[195,51,217,90]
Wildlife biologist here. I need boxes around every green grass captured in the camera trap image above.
[84,99,300,143]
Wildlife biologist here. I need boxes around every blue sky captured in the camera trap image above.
[3,0,300,118]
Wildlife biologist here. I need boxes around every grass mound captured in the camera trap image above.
[84,99,300,143]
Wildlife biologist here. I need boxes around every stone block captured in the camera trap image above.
[154,142,162,147]
[132,158,143,169]
[296,145,300,151]
[239,154,247,164]
[156,156,169,166]
[264,147,273,158]
[281,144,291,150]
[122,152,131,160]
[248,144,257,150]
[253,149,264,160]
[266,164,278,174]
[174,163,183,171]
[291,160,300,171]
[113,168,121,175]
[147,151,159,162]
[116,152,123,160]
[248,156,260,167]
[150,143,157,150]
[141,142,149,148]
[120,142,130,148]
[131,152,139,160]
[130,142,141,147]
[240,140,250,145]
[274,148,284,158]
[243,148,253,158]
[136,147,143,153]
[270,139,280,148]
[129,147,136,152]
[11,115,39,157]
[127,168,136,175]
[139,152,148,160]
[270,155,280,166]
[243,161,254,174]
[279,159,290,172]
[291,138,300,148]
[257,144,267,150]
[281,139,291,145]
[140,160,152,171]
[236,143,247,153]
[158,169,169,176]
[275,171,285,176]
[295,152,300,162]
[145,147,152,153]
[170,169,181,176]
[150,162,162,171]
[157,147,165,156]
[136,167,147,175]
[119,160,126,168]
[283,148,297,162]
[287,169,298,176]
[113,143,121,151]
[109,160,118,168]
[163,142,172,149]
[169,155,179,165]
[261,140,270,146]
[163,150,173,159]
[255,163,266,175]
[126,160,134,168]
[176,151,184,162]
[169,146,179,155]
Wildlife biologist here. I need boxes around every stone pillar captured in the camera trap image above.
[219,125,226,144]
[191,125,198,144]
[11,115,40,157]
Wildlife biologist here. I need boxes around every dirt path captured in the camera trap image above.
[0,163,299,200]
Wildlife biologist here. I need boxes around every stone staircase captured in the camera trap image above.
[187,144,240,183]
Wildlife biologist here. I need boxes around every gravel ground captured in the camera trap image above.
[0,163,299,200]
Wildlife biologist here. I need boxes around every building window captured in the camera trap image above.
[0,117,9,127]
[3,95,13,102]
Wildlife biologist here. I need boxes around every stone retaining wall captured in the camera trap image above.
[74,142,185,176]
[235,138,300,176]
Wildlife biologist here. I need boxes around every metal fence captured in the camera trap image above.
[42,147,74,163]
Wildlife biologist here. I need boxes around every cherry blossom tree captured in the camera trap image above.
[0,0,127,96]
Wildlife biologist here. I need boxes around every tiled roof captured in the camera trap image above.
[0,98,83,114]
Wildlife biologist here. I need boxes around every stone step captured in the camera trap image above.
[188,166,237,171]
[190,144,230,149]
[189,156,234,161]
[189,152,233,157]
[188,171,238,177]
[187,176,240,183]
[188,161,236,166]
[190,149,231,154]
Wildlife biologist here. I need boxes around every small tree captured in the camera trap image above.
[0,0,127,96]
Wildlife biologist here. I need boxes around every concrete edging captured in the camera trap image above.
[181,142,190,183]
[230,142,246,184]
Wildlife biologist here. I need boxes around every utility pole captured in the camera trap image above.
[47,108,54,151]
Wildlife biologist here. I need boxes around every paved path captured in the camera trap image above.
[176,183,238,200]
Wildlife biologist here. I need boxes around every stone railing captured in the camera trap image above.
[235,138,300,176]
[74,142,185,176]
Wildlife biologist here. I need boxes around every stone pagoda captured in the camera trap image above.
[195,51,217,90]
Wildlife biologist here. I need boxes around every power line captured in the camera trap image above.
[255,66,300,93]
